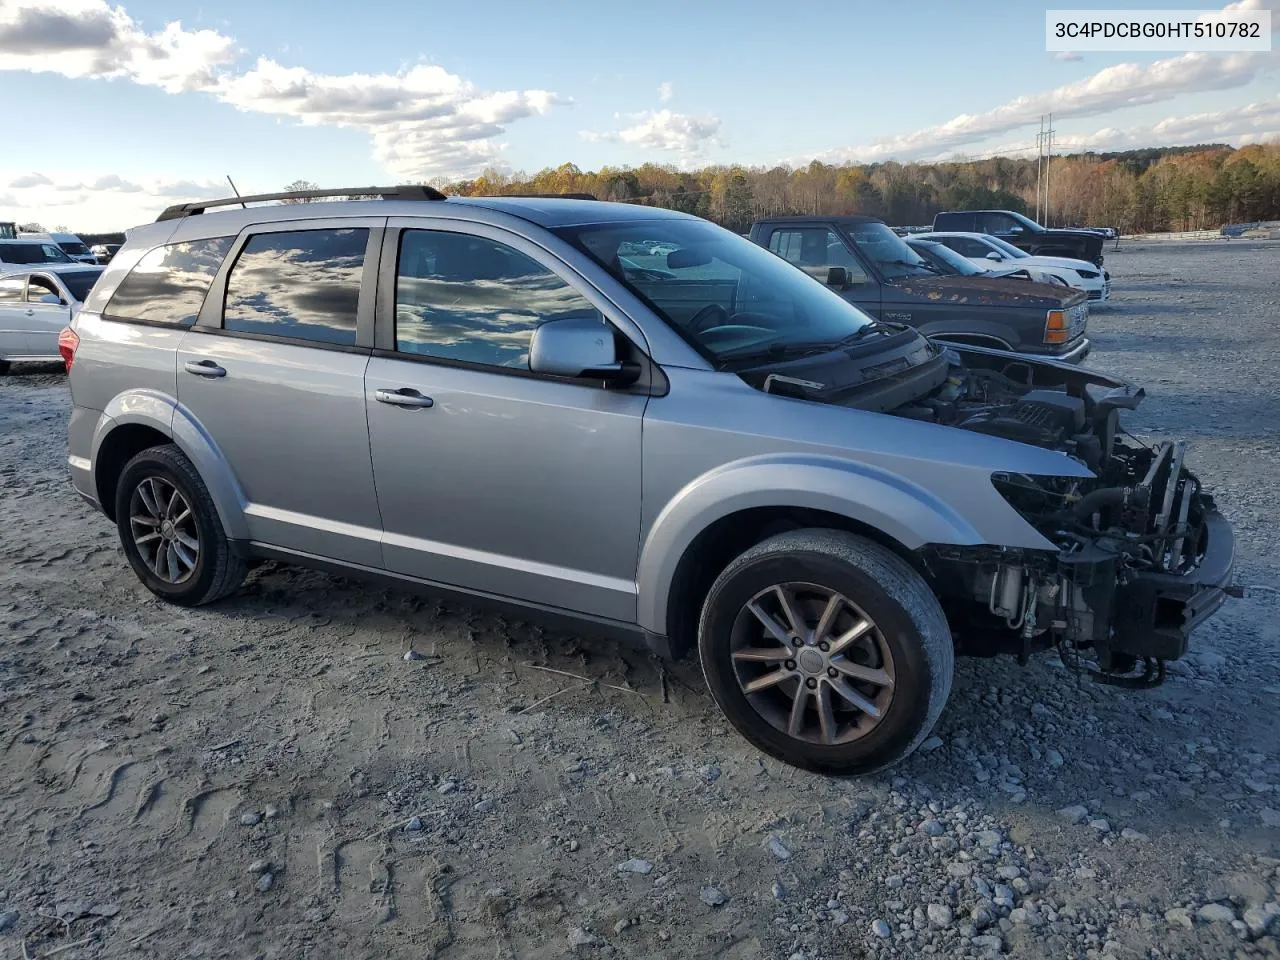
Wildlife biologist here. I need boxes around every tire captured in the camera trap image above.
[0,360,10,376]
[698,529,953,775]
[114,443,247,606]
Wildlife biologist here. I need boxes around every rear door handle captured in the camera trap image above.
[184,359,226,378]
[375,388,433,409]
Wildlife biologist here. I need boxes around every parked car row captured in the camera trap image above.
[913,231,1111,301]
[46,186,1232,775]
[0,263,102,373]
[746,214,1092,362]
[7,230,121,265]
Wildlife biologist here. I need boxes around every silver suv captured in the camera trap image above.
[63,186,1235,773]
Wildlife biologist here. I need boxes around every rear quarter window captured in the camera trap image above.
[104,237,235,326]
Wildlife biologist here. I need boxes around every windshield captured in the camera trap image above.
[0,242,73,264]
[908,240,985,276]
[986,236,1029,259]
[554,219,874,363]
[59,269,102,302]
[1007,211,1043,232]
[59,241,90,256]
[842,221,936,280]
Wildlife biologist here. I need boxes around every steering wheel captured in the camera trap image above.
[687,304,730,333]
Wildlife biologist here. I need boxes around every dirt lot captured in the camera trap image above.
[2,240,1278,960]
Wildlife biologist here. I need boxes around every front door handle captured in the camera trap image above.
[184,359,226,378]
[375,388,433,408]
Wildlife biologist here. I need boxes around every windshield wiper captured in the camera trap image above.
[717,325,893,366]
[881,258,940,275]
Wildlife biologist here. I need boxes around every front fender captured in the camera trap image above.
[90,390,249,541]
[635,453,989,635]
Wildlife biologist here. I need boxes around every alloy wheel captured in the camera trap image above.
[729,582,896,745]
[129,476,199,584]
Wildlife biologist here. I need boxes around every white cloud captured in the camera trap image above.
[1054,51,1082,62]
[0,173,233,230]
[91,173,144,192]
[1221,0,1280,26]
[214,59,570,178]
[581,110,722,155]
[0,0,236,93]
[816,50,1273,164]
[9,172,52,188]
[927,94,1280,160]
[0,2,569,179]
[658,81,674,102]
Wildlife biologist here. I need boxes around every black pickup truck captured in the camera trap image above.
[749,216,1091,363]
[931,210,1105,267]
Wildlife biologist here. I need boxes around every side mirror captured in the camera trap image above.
[825,266,849,288]
[1007,226,1024,236]
[38,293,64,305]
[985,252,1003,261]
[529,316,637,383]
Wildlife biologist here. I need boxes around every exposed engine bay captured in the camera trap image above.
[740,331,1236,687]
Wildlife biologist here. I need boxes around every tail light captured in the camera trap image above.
[58,326,79,371]
[1044,310,1069,345]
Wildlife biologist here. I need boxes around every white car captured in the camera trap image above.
[905,238,1073,289]
[916,231,1111,302]
[0,264,102,373]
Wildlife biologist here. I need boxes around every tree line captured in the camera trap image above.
[428,143,1280,235]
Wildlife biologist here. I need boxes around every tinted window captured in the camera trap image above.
[224,229,367,346]
[60,241,90,256]
[106,238,234,325]
[395,230,600,368]
[0,242,70,264]
[767,228,868,283]
[60,270,102,303]
[0,276,23,301]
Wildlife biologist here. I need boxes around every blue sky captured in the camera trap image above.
[1,0,1276,230]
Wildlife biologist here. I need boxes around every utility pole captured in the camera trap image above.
[1034,117,1043,222]
[1043,113,1055,225]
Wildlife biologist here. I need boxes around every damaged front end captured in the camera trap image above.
[916,347,1236,686]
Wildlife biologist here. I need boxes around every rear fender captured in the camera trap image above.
[636,453,984,635]
[91,390,248,540]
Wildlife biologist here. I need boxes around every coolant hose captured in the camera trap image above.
[1071,486,1127,518]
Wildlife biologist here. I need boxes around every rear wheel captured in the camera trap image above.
[698,529,953,774]
[114,444,246,605]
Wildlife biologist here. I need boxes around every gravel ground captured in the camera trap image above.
[1,239,1278,960]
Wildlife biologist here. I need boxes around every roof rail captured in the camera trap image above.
[480,193,598,201]
[155,185,448,222]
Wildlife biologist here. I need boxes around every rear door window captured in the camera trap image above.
[223,228,367,346]
[105,237,235,326]
[0,276,24,302]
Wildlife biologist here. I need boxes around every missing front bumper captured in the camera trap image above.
[1108,510,1235,661]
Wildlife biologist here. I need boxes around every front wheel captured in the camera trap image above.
[114,444,247,606]
[698,529,954,774]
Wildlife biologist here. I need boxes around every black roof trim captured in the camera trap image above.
[155,185,448,222]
